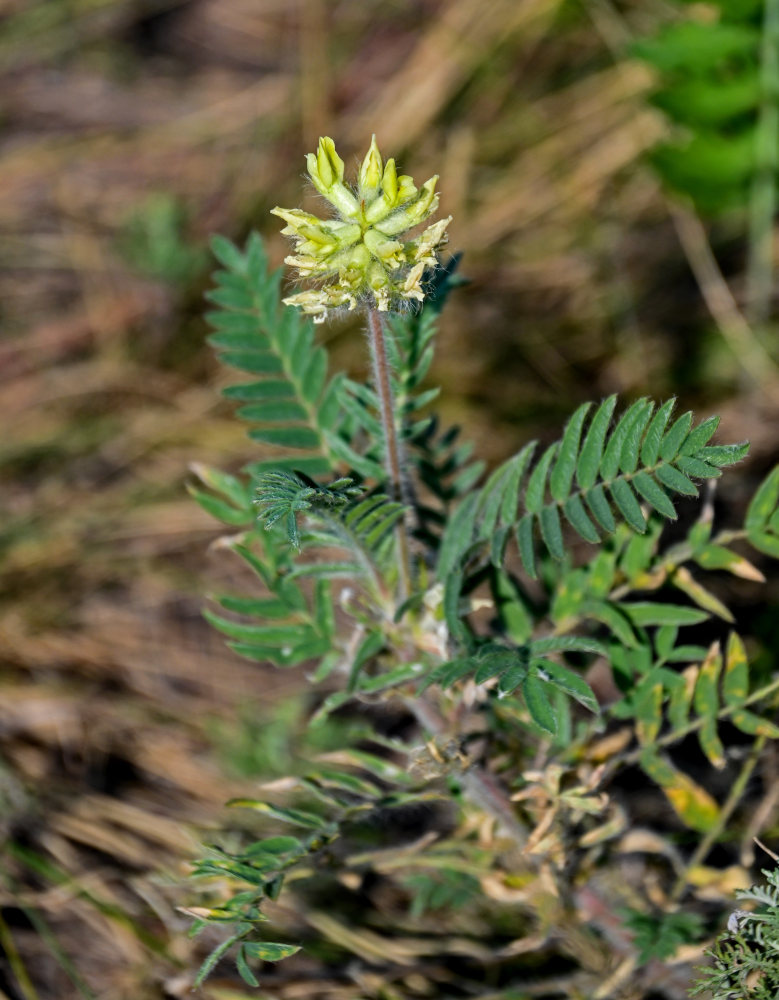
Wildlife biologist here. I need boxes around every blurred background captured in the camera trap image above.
[1,0,779,996]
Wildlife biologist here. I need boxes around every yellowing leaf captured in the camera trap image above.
[663,771,721,832]
[723,632,749,705]
[640,750,720,832]
[672,566,734,622]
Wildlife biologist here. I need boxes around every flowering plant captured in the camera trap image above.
[187,136,779,995]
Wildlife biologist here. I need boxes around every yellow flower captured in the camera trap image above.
[271,136,451,322]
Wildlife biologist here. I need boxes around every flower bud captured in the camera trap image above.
[306,137,359,218]
[374,176,439,236]
[358,135,383,203]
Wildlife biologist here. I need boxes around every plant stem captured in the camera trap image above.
[746,0,779,326]
[366,307,413,600]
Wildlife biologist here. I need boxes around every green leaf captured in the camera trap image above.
[610,479,647,533]
[631,472,677,520]
[655,463,698,497]
[525,443,557,514]
[582,601,638,647]
[222,379,296,401]
[188,487,253,526]
[496,662,530,696]
[620,603,709,627]
[220,351,285,375]
[697,442,749,467]
[601,398,648,481]
[203,610,307,645]
[499,442,537,524]
[533,659,598,713]
[539,504,564,559]
[208,330,270,352]
[660,412,693,461]
[577,395,617,490]
[522,674,557,735]
[190,463,251,508]
[217,595,291,618]
[516,513,537,578]
[237,401,309,422]
[437,493,480,579]
[585,484,616,533]
[248,426,321,449]
[236,945,260,987]
[641,398,675,466]
[301,348,328,404]
[620,400,654,473]
[242,941,301,962]
[680,416,720,456]
[745,466,779,531]
[227,800,329,830]
[675,456,721,479]
[194,931,247,987]
[563,493,600,543]
[474,648,522,684]
[530,636,606,656]
[550,403,591,502]
[211,234,248,274]
[747,531,779,558]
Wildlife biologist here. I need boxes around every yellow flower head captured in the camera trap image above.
[271,136,452,323]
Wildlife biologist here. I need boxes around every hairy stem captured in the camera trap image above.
[366,308,413,600]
